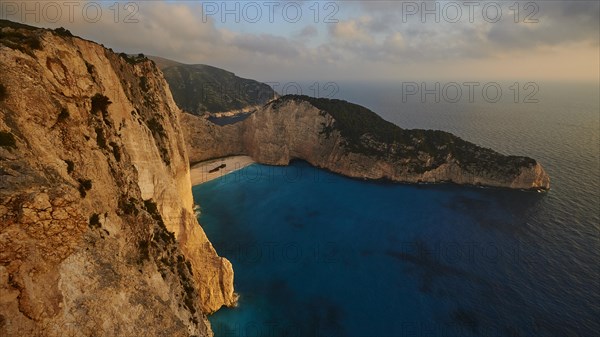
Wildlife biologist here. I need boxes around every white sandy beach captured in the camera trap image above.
[190,156,255,186]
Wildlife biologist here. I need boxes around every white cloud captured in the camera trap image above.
[329,16,375,45]
[4,0,597,81]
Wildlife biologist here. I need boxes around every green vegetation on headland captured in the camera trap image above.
[273,95,536,176]
[151,56,276,115]
[119,53,148,65]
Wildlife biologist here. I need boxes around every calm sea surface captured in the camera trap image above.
[193,82,599,337]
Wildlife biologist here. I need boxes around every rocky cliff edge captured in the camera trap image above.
[0,21,235,337]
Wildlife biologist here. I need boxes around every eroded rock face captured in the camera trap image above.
[181,113,246,164]
[183,97,550,191]
[1,22,234,336]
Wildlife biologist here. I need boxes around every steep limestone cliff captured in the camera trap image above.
[0,21,234,337]
[183,96,550,191]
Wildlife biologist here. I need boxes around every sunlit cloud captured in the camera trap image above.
[2,0,598,81]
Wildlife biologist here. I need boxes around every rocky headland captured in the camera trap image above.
[182,95,550,191]
[150,56,276,116]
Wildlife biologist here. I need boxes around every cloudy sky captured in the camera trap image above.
[3,1,599,82]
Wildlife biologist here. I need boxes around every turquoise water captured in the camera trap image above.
[193,82,599,337]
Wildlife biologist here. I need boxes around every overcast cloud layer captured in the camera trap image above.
[2,1,598,82]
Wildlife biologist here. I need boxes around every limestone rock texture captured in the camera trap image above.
[183,97,550,191]
[1,22,234,337]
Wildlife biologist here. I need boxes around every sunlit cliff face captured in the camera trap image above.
[0,24,235,336]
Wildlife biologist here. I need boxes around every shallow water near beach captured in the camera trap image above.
[193,82,599,337]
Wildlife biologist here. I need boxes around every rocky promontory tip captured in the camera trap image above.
[183,95,550,191]
[277,95,550,190]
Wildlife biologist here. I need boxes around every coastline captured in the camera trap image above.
[190,156,255,186]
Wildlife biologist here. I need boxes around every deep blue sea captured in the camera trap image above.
[193,82,599,337]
